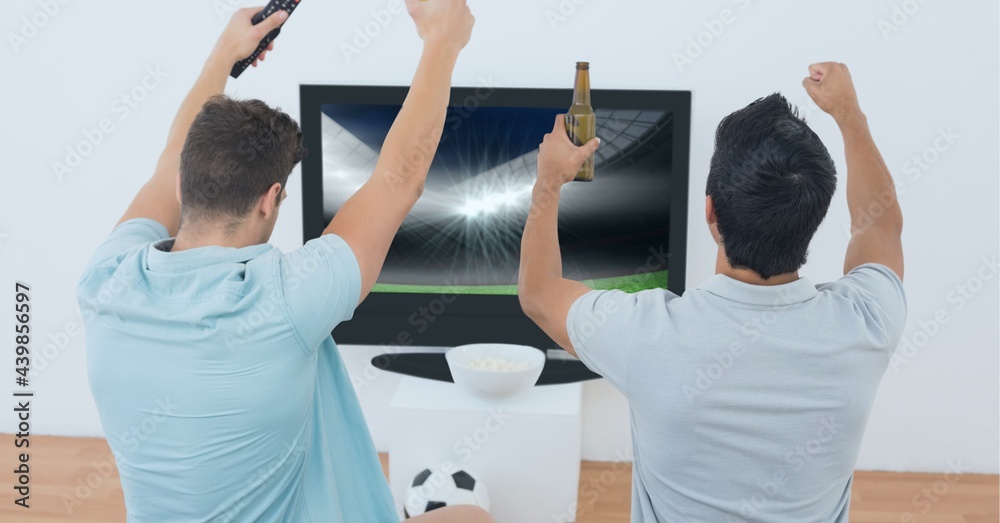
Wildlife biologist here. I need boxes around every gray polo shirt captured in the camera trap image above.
[567,263,906,522]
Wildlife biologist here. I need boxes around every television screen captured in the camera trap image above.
[300,85,689,380]
[319,103,674,296]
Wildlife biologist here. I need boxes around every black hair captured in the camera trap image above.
[706,93,837,280]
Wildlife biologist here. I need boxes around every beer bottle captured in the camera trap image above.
[566,61,596,182]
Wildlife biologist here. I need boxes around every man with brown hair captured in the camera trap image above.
[77,2,491,521]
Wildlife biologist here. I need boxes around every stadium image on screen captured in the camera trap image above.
[320,103,674,296]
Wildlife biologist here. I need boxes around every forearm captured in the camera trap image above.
[323,43,462,302]
[517,112,600,352]
[838,112,902,235]
[519,184,567,304]
[518,112,601,314]
[372,43,459,193]
[518,182,589,353]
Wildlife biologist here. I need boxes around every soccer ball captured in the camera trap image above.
[404,466,490,518]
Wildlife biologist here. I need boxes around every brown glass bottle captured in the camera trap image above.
[566,62,596,182]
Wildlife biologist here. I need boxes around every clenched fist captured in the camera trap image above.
[802,62,863,124]
[406,0,475,55]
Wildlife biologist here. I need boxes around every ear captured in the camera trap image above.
[706,195,721,245]
[176,173,182,205]
[260,182,283,220]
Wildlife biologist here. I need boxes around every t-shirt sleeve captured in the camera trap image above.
[78,218,169,293]
[279,233,362,353]
[566,289,642,393]
[87,218,169,268]
[821,263,908,350]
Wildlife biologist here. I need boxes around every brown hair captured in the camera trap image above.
[179,95,307,225]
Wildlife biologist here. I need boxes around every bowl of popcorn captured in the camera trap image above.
[446,343,546,400]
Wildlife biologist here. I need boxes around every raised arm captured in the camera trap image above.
[116,8,288,235]
[324,0,474,305]
[518,115,600,356]
[803,62,904,280]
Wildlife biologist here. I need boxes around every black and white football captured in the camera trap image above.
[404,466,490,517]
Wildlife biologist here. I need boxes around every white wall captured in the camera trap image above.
[3,0,997,473]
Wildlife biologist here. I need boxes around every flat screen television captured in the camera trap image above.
[300,85,690,384]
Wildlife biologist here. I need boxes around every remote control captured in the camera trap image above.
[230,0,302,79]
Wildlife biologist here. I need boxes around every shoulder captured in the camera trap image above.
[568,287,679,332]
[817,263,908,345]
[77,219,168,304]
[277,234,360,287]
[818,263,906,306]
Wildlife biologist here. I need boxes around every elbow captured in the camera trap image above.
[881,199,904,236]
[852,205,903,238]
[887,197,904,235]
[404,177,425,199]
[517,277,541,322]
[880,211,904,237]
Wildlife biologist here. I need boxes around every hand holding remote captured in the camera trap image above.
[217,3,297,78]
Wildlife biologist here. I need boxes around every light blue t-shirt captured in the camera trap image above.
[567,264,907,522]
[77,218,397,523]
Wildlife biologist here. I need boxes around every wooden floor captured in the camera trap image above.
[2,435,996,522]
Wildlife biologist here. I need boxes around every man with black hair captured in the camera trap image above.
[77,2,491,522]
[520,63,905,522]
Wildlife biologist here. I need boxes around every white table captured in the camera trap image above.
[389,376,583,522]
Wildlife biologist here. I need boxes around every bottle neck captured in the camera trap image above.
[572,68,591,106]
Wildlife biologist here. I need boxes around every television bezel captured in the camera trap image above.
[299,84,691,351]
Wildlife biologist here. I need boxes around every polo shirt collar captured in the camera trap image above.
[697,273,818,306]
[146,238,272,273]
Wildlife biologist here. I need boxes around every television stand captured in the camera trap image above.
[370,350,601,385]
